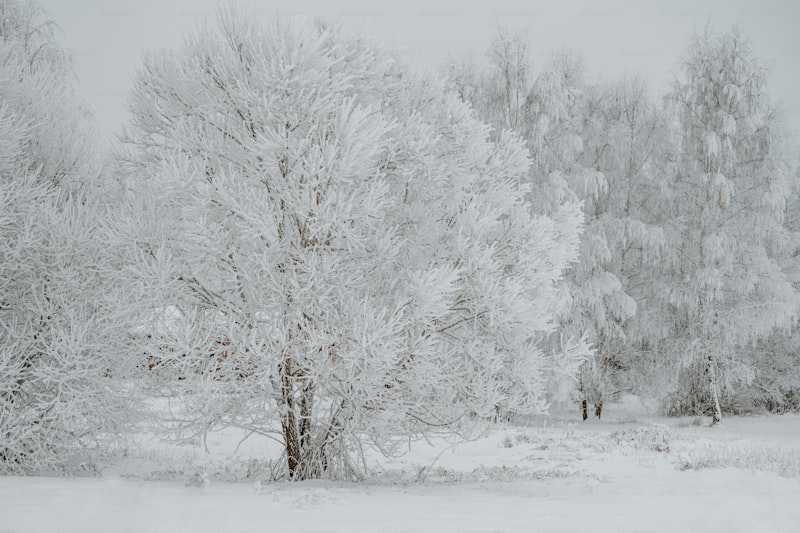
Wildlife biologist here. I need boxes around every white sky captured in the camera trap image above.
[39,0,800,145]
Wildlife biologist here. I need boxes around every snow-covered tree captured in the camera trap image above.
[487,27,533,136]
[445,26,800,419]
[696,143,800,414]
[116,10,587,480]
[0,175,127,473]
[0,0,124,474]
[445,27,532,141]
[655,27,799,423]
[566,77,670,418]
[446,32,635,418]
[0,0,96,192]
[752,165,800,412]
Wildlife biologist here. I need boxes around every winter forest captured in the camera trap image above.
[2,0,800,530]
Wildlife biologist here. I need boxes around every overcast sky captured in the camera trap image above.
[39,0,800,145]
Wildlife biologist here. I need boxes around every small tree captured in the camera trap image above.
[117,10,587,480]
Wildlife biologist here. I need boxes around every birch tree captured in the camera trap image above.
[659,27,798,423]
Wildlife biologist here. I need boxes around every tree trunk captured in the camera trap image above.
[704,351,722,425]
[279,351,302,479]
[281,410,301,479]
[581,399,588,421]
[698,286,722,426]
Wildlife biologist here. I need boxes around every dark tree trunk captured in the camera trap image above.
[279,350,302,479]
[281,411,301,479]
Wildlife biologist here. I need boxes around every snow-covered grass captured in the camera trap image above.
[677,441,800,477]
[3,398,800,532]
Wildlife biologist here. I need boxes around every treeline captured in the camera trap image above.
[0,0,797,478]
[445,26,800,422]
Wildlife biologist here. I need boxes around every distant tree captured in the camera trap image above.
[0,173,126,473]
[0,0,122,474]
[117,10,587,480]
[568,77,669,418]
[0,0,96,192]
[446,26,533,140]
[446,26,800,421]
[445,31,637,418]
[488,26,532,135]
[656,27,798,423]
[700,145,800,414]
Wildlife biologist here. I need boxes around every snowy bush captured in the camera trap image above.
[0,181,130,474]
[677,442,800,478]
[610,425,672,453]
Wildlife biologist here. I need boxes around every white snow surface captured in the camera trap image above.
[2,398,799,532]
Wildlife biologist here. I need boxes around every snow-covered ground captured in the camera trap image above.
[3,399,799,532]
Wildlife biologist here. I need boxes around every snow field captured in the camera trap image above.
[2,407,799,532]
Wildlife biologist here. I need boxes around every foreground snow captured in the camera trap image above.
[3,404,799,532]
